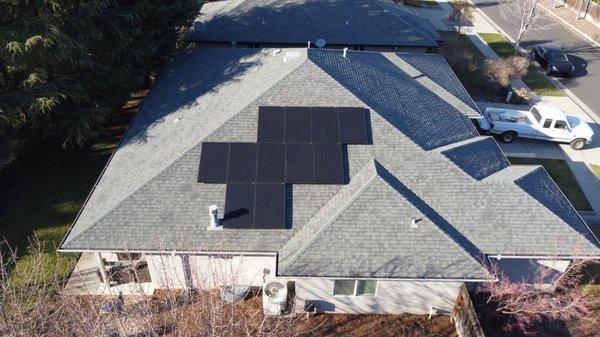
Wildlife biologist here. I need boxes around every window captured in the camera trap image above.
[552,53,568,62]
[542,119,553,128]
[530,108,542,123]
[333,280,377,296]
[554,120,569,129]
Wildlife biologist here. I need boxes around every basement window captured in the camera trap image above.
[333,280,378,297]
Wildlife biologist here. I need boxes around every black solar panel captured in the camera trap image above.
[254,183,286,229]
[314,143,344,184]
[338,107,368,144]
[223,183,255,229]
[311,107,339,143]
[227,143,257,182]
[258,106,284,142]
[285,107,312,142]
[256,142,285,182]
[198,142,230,183]
[286,143,314,183]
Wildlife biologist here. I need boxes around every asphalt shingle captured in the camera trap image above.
[61,48,600,279]
[187,0,441,47]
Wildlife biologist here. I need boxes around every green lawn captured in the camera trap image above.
[478,33,565,97]
[507,157,592,211]
[0,141,116,287]
[592,164,600,179]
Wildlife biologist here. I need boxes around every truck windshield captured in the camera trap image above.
[530,108,542,123]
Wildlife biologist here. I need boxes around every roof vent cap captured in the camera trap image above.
[410,217,418,229]
[315,38,326,48]
[207,205,222,231]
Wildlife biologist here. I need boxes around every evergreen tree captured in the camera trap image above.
[0,0,200,161]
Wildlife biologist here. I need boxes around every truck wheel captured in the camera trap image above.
[570,138,587,150]
[500,131,517,143]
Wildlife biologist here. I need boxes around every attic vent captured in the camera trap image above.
[315,38,326,48]
[410,218,418,229]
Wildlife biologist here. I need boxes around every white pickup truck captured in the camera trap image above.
[477,105,594,150]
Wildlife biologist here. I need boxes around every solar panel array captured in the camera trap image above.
[198,106,370,229]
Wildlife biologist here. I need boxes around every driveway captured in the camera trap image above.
[471,0,600,118]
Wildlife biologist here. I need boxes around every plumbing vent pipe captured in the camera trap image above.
[208,205,222,230]
[410,217,418,229]
[343,47,348,58]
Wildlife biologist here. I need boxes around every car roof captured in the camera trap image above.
[534,105,567,118]
[540,44,564,53]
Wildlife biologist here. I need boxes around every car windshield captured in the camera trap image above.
[552,53,569,62]
[530,107,542,123]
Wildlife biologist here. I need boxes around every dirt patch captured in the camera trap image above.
[293,313,457,337]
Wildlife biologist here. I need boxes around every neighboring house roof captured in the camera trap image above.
[60,48,600,280]
[187,0,441,48]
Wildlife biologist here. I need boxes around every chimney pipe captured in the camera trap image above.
[208,205,222,230]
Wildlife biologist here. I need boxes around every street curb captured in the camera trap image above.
[537,4,600,49]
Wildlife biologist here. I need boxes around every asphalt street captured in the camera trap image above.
[471,0,600,117]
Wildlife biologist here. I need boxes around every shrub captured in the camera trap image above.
[485,56,530,87]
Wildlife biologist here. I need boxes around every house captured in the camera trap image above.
[187,0,442,51]
[60,0,600,315]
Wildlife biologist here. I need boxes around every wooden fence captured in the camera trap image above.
[556,0,600,26]
[451,284,486,337]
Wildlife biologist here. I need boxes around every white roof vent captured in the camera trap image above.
[315,38,326,48]
[207,205,222,231]
[410,217,419,229]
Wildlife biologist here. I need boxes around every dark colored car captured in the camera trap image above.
[530,44,575,77]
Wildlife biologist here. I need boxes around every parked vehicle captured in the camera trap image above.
[530,44,575,77]
[477,105,594,150]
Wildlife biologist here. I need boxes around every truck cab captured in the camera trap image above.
[477,105,593,150]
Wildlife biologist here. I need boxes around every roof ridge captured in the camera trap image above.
[480,164,541,185]
[278,160,379,271]
[61,55,312,249]
[433,135,488,153]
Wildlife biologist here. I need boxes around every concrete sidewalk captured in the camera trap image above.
[419,0,600,217]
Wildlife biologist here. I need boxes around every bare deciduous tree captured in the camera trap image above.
[0,240,321,337]
[444,0,474,34]
[498,0,552,55]
[478,258,599,334]
[484,56,530,87]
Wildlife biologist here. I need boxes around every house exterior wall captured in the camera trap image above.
[146,254,187,288]
[188,254,277,288]
[146,253,276,289]
[294,278,463,314]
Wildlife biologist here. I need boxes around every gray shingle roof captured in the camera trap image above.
[61,48,600,279]
[279,160,493,279]
[187,0,441,47]
[442,137,509,181]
